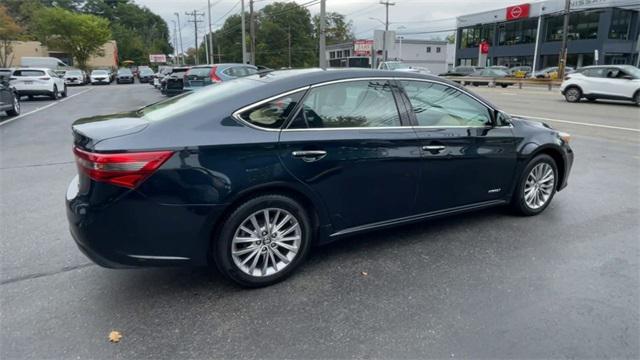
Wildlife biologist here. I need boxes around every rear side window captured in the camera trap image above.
[237,91,304,129]
[289,80,401,129]
[13,70,46,77]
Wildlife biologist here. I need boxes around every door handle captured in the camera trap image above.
[422,145,446,151]
[292,150,327,162]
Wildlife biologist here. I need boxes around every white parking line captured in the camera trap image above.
[0,88,94,127]
[513,114,640,133]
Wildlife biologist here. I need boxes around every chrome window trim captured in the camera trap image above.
[231,86,311,132]
[231,76,513,132]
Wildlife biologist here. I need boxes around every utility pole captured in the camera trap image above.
[558,0,571,79]
[380,0,395,62]
[240,0,248,64]
[319,0,326,69]
[207,0,214,64]
[203,33,209,66]
[249,0,256,65]
[171,20,179,64]
[174,12,185,65]
[186,10,205,65]
[288,26,292,68]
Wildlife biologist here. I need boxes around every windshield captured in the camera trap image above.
[621,66,640,78]
[118,69,132,75]
[140,69,154,75]
[387,63,410,70]
[138,77,259,122]
[92,70,108,75]
[66,70,82,76]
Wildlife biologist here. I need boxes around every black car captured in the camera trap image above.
[66,69,574,287]
[465,68,513,87]
[0,73,20,117]
[439,66,478,77]
[160,67,190,96]
[138,68,154,83]
[116,68,135,84]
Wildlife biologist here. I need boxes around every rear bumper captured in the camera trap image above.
[66,175,225,268]
[16,89,52,96]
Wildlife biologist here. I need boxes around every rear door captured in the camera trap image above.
[277,79,422,234]
[397,79,518,213]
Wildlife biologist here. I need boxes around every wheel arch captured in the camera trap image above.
[525,145,566,191]
[207,182,332,263]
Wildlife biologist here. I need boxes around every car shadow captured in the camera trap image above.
[96,205,513,296]
[577,99,638,107]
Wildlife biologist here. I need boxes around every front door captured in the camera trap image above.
[397,79,518,213]
[278,79,422,233]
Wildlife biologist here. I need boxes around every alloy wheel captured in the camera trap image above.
[13,96,20,113]
[231,208,301,277]
[524,163,555,210]
[565,88,580,102]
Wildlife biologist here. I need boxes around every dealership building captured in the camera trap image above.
[455,0,640,70]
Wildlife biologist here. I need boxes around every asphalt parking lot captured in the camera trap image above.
[1,83,638,359]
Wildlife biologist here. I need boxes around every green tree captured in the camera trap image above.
[312,12,354,45]
[31,7,111,70]
[0,5,22,66]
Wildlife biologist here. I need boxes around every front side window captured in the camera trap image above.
[238,91,304,129]
[289,80,401,129]
[400,80,492,127]
[581,68,606,78]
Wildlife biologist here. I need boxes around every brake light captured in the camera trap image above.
[40,77,50,80]
[209,66,221,83]
[73,147,174,189]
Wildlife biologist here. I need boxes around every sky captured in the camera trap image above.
[134,0,527,50]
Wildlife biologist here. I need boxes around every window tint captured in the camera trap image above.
[13,70,46,77]
[400,80,492,127]
[238,91,304,129]
[582,68,606,78]
[188,67,213,77]
[290,80,401,129]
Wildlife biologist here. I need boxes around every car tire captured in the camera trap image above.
[501,84,509,88]
[6,93,20,116]
[61,85,67,98]
[512,154,558,216]
[564,86,581,103]
[213,194,312,287]
[634,91,640,107]
[50,85,59,100]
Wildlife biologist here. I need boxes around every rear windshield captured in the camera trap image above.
[139,77,259,122]
[188,67,212,77]
[14,70,46,77]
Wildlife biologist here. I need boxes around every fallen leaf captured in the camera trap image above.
[361,271,368,276]
[108,330,122,343]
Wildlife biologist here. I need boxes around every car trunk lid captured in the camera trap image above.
[72,112,148,151]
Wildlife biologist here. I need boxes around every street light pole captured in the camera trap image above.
[174,12,184,65]
[171,20,179,64]
[558,0,571,79]
[207,0,214,64]
[319,0,327,69]
[240,0,248,64]
[380,1,395,62]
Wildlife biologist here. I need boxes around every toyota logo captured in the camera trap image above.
[510,6,523,18]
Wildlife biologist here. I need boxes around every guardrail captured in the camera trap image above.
[442,76,563,91]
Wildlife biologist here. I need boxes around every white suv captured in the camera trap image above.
[11,68,67,100]
[560,65,640,106]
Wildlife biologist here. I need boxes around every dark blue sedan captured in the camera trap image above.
[66,69,573,287]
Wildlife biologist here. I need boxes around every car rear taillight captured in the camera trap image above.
[209,66,221,83]
[73,147,174,189]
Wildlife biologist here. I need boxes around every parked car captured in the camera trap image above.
[138,68,154,83]
[66,69,574,287]
[11,68,67,99]
[183,63,259,91]
[378,61,431,74]
[560,65,640,105]
[64,69,87,86]
[509,66,531,74]
[160,67,190,96]
[465,68,512,87]
[116,68,135,84]
[531,66,574,79]
[489,65,510,72]
[0,73,20,116]
[439,66,477,77]
[90,70,111,85]
[0,68,14,79]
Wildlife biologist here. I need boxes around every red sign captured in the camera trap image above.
[353,39,373,57]
[480,41,490,54]
[506,3,530,21]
